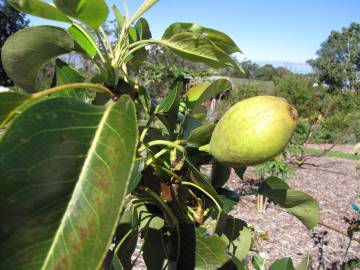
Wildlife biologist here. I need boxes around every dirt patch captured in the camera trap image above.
[305,144,355,153]
[227,156,360,269]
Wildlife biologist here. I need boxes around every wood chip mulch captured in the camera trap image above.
[227,154,360,269]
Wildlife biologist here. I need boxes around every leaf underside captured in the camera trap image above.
[1,26,83,92]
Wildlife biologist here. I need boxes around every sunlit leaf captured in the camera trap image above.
[160,32,241,71]
[68,23,98,58]
[223,216,252,261]
[8,0,71,23]
[187,79,232,115]
[163,22,241,54]
[54,0,109,30]
[129,0,159,26]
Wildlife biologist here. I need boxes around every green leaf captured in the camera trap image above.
[160,32,241,71]
[295,256,311,270]
[185,153,222,210]
[0,91,29,123]
[163,22,241,54]
[8,0,72,23]
[211,163,231,188]
[223,216,251,261]
[112,5,124,29]
[54,0,109,30]
[143,228,167,270]
[0,95,137,269]
[269,258,295,270]
[187,123,215,146]
[217,188,240,213]
[1,26,83,92]
[127,158,144,194]
[68,23,98,58]
[258,177,320,229]
[156,84,181,114]
[129,0,159,26]
[128,28,138,43]
[252,255,266,270]
[155,82,182,135]
[195,227,230,269]
[135,18,152,40]
[187,79,232,114]
[113,207,139,270]
[53,59,95,103]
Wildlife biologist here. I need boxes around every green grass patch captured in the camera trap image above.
[305,148,360,161]
[228,77,275,94]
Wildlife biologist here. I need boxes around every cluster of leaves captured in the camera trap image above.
[253,155,297,182]
[0,1,323,269]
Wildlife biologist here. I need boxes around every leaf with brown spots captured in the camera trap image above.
[0,95,137,269]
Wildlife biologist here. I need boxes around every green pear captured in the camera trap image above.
[208,96,298,167]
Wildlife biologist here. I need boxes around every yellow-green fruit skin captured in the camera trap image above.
[209,96,298,167]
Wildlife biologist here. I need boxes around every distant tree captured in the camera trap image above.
[307,22,360,91]
[0,1,29,86]
[238,60,259,79]
[138,45,213,96]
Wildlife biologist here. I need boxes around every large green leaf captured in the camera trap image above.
[8,0,72,23]
[195,227,230,269]
[258,177,320,229]
[1,26,83,92]
[0,95,137,269]
[0,91,29,123]
[160,32,240,71]
[54,0,109,30]
[163,22,241,54]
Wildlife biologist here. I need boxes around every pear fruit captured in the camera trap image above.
[209,96,298,167]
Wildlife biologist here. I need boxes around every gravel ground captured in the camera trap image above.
[227,155,360,269]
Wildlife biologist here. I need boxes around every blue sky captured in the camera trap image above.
[29,0,359,66]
